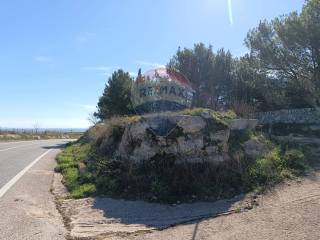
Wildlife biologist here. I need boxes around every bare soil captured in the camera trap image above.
[53,171,320,240]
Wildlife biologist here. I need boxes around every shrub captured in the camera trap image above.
[243,149,284,190]
[283,149,309,174]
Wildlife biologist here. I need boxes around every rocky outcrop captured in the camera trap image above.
[88,111,263,165]
[117,115,230,164]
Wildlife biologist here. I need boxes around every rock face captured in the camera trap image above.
[243,139,269,159]
[105,114,231,165]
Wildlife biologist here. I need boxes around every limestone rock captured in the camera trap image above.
[90,113,257,165]
[176,116,206,134]
[243,139,268,159]
[116,114,230,164]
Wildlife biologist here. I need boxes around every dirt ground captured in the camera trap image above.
[54,171,320,240]
[107,171,320,240]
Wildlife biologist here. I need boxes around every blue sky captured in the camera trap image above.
[0,0,305,129]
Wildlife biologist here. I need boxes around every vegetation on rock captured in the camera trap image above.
[56,111,319,202]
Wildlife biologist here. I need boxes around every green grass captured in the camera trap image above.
[70,183,96,199]
[55,142,96,198]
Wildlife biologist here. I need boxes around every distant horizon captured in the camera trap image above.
[0,127,88,133]
[0,0,304,128]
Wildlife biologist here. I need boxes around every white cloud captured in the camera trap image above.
[136,60,165,68]
[34,56,51,62]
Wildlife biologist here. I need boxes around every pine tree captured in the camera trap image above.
[94,69,134,120]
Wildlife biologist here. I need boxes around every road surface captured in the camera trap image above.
[0,140,70,240]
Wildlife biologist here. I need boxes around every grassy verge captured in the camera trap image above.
[55,143,96,198]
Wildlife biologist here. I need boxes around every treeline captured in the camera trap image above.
[95,0,320,120]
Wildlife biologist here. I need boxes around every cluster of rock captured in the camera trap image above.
[118,115,230,164]
[90,112,258,165]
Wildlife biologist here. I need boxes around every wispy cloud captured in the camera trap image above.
[83,66,137,78]
[34,56,51,62]
[82,66,113,71]
[82,65,117,77]
[228,0,234,25]
[69,103,96,111]
[136,60,165,68]
[78,104,96,110]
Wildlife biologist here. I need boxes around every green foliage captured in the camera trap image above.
[165,0,320,111]
[243,149,284,189]
[168,44,235,109]
[94,69,134,120]
[55,143,96,198]
[242,147,310,192]
[62,168,79,190]
[283,149,309,173]
[71,184,96,199]
[245,0,320,108]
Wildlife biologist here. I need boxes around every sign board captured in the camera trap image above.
[131,68,194,114]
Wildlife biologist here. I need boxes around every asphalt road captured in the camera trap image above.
[0,140,70,240]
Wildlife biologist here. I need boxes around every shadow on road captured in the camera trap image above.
[91,195,243,229]
[191,222,200,240]
[41,143,68,149]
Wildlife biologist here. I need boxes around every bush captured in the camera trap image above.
[242,147,310,192]
[243,149,284,189]
[283,149,309,174]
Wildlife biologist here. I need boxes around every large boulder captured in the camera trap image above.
[98,114,231,165]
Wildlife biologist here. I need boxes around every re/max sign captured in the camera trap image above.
[139,85,191,99]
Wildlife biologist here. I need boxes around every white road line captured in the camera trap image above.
[0,149,53,199]
[0,143,37,152]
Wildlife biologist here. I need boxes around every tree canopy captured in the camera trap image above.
[95,0,320,118]
[94,69,134,120]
